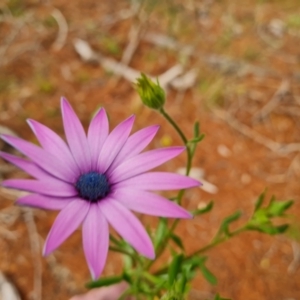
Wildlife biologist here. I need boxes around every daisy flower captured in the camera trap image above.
[0,97,200,279]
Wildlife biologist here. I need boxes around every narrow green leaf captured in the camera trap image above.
[86,275,123,289]
[171,234,185,250]
[274,224,289,234]
[199,264,217,285]
[189,135,205,144]
[219,211,242,237]
[123,251,133,269]
[168,254,184,288]
[247,223,289,235]
[193,121,200,137]
[254,190,266,212]
[154,218,168,249]
[214,293,232,300]
[267,199,294,217]
[178,274,187,294]
[193,201,214,216]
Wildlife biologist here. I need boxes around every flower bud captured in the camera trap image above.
[135,73,165,110]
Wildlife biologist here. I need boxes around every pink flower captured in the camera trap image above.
[0,97,199,279]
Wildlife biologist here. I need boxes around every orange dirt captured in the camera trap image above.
[0,0,300,299]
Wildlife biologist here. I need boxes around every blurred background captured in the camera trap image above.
[0,0,300,299]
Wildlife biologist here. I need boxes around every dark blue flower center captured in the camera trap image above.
[75,172,110,202]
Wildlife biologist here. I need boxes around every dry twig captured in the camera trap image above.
[46,253,79,294]
[143,32,274,77]
[22,208,42,300]
[73,39,184,89]
[51,8,68,52]
[0,226,18,240]
[100,2,140,29]
[214,109,300,155]
[288,241,300,274]
[0,20,24,64]
[252,79,290,122]
[0,185,42,300]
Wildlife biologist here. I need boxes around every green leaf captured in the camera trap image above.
[181,259,196,281]
[247,223,289,235]
[193,121,200,137]
[177,274,187,294]
[248,193,294,236]
[170,234,185,250]
[267,199,294,217]
[123,251,133,269]
[168,254,184,288]
[252,210,269,224]
[218,211,242,237]
[193,201,214,216]
[254,190,266,212]
[275,224,289,233]
[199,263,217,285]
[189,134,205,144]
[214,293,231,300]
[86,275,123,289]
[154,218,168,249]
[183,256,217,285]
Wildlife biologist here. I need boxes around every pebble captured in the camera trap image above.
[0,272,21,300]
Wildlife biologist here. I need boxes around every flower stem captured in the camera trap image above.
[144,108,195,272]
[159,107,193,185]
[159,107,188,144]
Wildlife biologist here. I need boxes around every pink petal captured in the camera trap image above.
[109,147,185,183]
[112,189,192,218]
[43,200,90,255]
[17,194,75,210]
[87,108,109,167]
[99,198,154,259]
[61,97,91,173]
[109,125,159,172]
[2,179,77,197]
[97,116,135,173]
[0,152,51,180]
[27,119,80,175]
[82,204,109,279]
[0,134,76,182]
[113,172,201,190]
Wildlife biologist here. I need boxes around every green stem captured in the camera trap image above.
[159,107,187,144]
[109,246,134,258]
[188,227,246,258]
[109,234,121,246]
[159,107,193,183]
[154,226,247,276]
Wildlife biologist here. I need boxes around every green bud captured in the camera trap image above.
[135,73,165,109]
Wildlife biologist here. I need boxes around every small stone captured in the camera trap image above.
[0,272,21,300]
[241,173,251,184]
[217,144,232,157]
[269,19,286,37]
